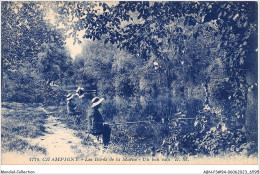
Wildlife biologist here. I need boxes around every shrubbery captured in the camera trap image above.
[2,1,257,158]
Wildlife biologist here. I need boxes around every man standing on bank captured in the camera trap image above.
[87,97,111,147]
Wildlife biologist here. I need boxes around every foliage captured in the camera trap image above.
[38,42,72,86]
[60,1,257,156]
[1,102,47,154]
[2,1,258,157]
[1,2,72,103]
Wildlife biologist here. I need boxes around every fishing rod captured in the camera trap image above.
[45,113,196,125]
[107,117,196,126]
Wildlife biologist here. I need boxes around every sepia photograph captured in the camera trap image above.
[1,1,258,168]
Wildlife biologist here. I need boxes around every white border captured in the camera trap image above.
[0,0,259,174]
[0,165,259,174]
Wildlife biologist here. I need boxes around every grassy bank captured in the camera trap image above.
[1,102,47,154]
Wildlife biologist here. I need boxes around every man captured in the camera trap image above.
[75,86,86,124]
[87,97,111,147]
[66,93,81,125]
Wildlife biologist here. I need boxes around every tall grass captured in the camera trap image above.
[1,102,47,154]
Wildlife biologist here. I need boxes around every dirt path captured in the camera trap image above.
[2,106,110,164]
[29,113,81,158]
[30,107,111,159]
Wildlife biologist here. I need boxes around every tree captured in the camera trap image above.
[52,1,258,154]
[62,1,257,125]
[38,42,72,86]
[1,2,70,102]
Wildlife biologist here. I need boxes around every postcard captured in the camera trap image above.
[1,1,258,167]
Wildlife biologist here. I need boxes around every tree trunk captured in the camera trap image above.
[245,72,258,142]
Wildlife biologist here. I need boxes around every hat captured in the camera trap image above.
[67,93,74,101]
[91,97,104,108]
[76,86,85,98]
[67,93,72,98]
